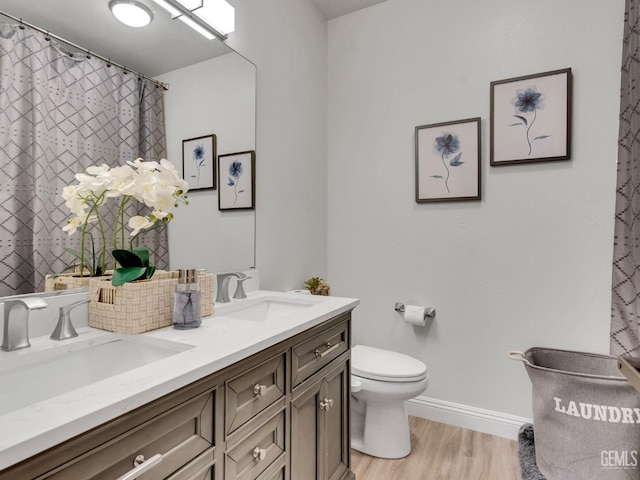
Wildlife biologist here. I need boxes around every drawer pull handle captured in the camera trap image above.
[320,397,334,411]
[315,342,333,358]
[253,446,267,461]
[253,384,267,396]
[116,453,163,480]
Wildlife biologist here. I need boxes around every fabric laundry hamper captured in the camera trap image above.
[510,348,640,480]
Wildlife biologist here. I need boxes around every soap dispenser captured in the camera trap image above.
[173,268,202,329]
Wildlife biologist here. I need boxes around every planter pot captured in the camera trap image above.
[89,271,214,334]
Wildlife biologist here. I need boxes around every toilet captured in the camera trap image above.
[350,345,428,459]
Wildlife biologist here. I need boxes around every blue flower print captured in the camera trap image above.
[191,144,206,186]
[514,87,543,113]
[431,132,463,194]
[509,86,551,155]
[435,133,460,157]
[227,160,245,204]
[229,161,243,178]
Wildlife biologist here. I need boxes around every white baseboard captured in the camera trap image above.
[406,395,532,440]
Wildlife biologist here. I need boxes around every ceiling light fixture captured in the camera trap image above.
[109,0,154,28]
[149,0,234,40]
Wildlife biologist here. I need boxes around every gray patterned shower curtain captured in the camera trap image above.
[611,0,640,355]
[0,23,168,296]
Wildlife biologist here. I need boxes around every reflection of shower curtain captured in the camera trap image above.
[0,24,168,295]
[611,0,640,355]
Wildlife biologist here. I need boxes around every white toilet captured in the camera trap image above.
[350,345,428,459]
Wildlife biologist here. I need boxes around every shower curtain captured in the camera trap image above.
[0,23,168,296]
[611,0,640,355]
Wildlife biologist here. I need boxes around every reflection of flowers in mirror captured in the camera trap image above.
[61,158,189,278]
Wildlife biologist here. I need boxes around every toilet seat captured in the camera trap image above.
[352,345,427,383]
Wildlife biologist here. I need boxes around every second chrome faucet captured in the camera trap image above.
[215,272,250,303]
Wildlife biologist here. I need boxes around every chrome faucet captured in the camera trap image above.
[1,297,48,352]
[51,299,88,341]
[215,272,250,303]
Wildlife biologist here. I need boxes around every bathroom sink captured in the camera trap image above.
[218,295,321,322]
[0,335,192,416]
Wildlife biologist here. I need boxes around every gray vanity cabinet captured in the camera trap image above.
[291,355,352,480]
[0,311,354,480]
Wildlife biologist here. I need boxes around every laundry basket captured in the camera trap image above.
[509,348,640,480]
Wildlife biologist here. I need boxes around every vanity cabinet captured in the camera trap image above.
[0,311,355,480]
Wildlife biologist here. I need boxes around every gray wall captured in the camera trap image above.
[229,0,330,290]
[327,0,624,420]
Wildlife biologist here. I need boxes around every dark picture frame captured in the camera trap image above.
[182,134,216,190]
[490,68,572,166]
[218,150,255,211]
[415,117,481,203]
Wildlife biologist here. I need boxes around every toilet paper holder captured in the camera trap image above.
[394,302,436,318]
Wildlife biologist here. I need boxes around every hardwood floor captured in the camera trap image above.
[351,416,522,480]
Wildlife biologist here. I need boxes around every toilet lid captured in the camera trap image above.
[351,345,427,382]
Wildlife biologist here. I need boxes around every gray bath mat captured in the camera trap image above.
[518,424,546,480]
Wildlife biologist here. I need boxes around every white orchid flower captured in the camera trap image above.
[62,216,84,235]
[107,165,136,197]
[128,215,155,237]
[151,190,175,213]
[64,196,87,217]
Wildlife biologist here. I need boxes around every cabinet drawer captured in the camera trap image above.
[292,320,348,387]
[225,411,285,480]
[165,448,215,480]
[46,390,214,480]
[225,352,286,435]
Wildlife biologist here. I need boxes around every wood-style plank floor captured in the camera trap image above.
[351,416,522,480]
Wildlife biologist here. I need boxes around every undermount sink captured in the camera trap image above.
[0,335,192,416]
[218,295,322,322]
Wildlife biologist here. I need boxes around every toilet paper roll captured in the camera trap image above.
[404,305,427,326]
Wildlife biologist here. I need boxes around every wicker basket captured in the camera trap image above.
[45,272,112,291]
[89,271,214,334]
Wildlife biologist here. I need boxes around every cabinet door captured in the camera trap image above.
[290,356,351,480]
[320,358,351,480]
[291,375,322,480]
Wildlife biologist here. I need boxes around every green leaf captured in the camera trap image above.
[145,265,156,279]
[111,267,148,286]
[131,247,150,267]
[112,249,144,268]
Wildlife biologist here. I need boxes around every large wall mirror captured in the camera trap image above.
[0,0,256,295]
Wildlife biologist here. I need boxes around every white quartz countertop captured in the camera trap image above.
[0,290,359,470]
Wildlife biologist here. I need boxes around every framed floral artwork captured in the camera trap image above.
[415,117,481,203]
[490,68,572,166]
[182,134,216,190]
[218,150,255,210]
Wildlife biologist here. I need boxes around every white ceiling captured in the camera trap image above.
[312,0,387,20]
[0,0,386,77]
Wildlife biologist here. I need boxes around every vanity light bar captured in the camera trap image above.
[149,0,234,40]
